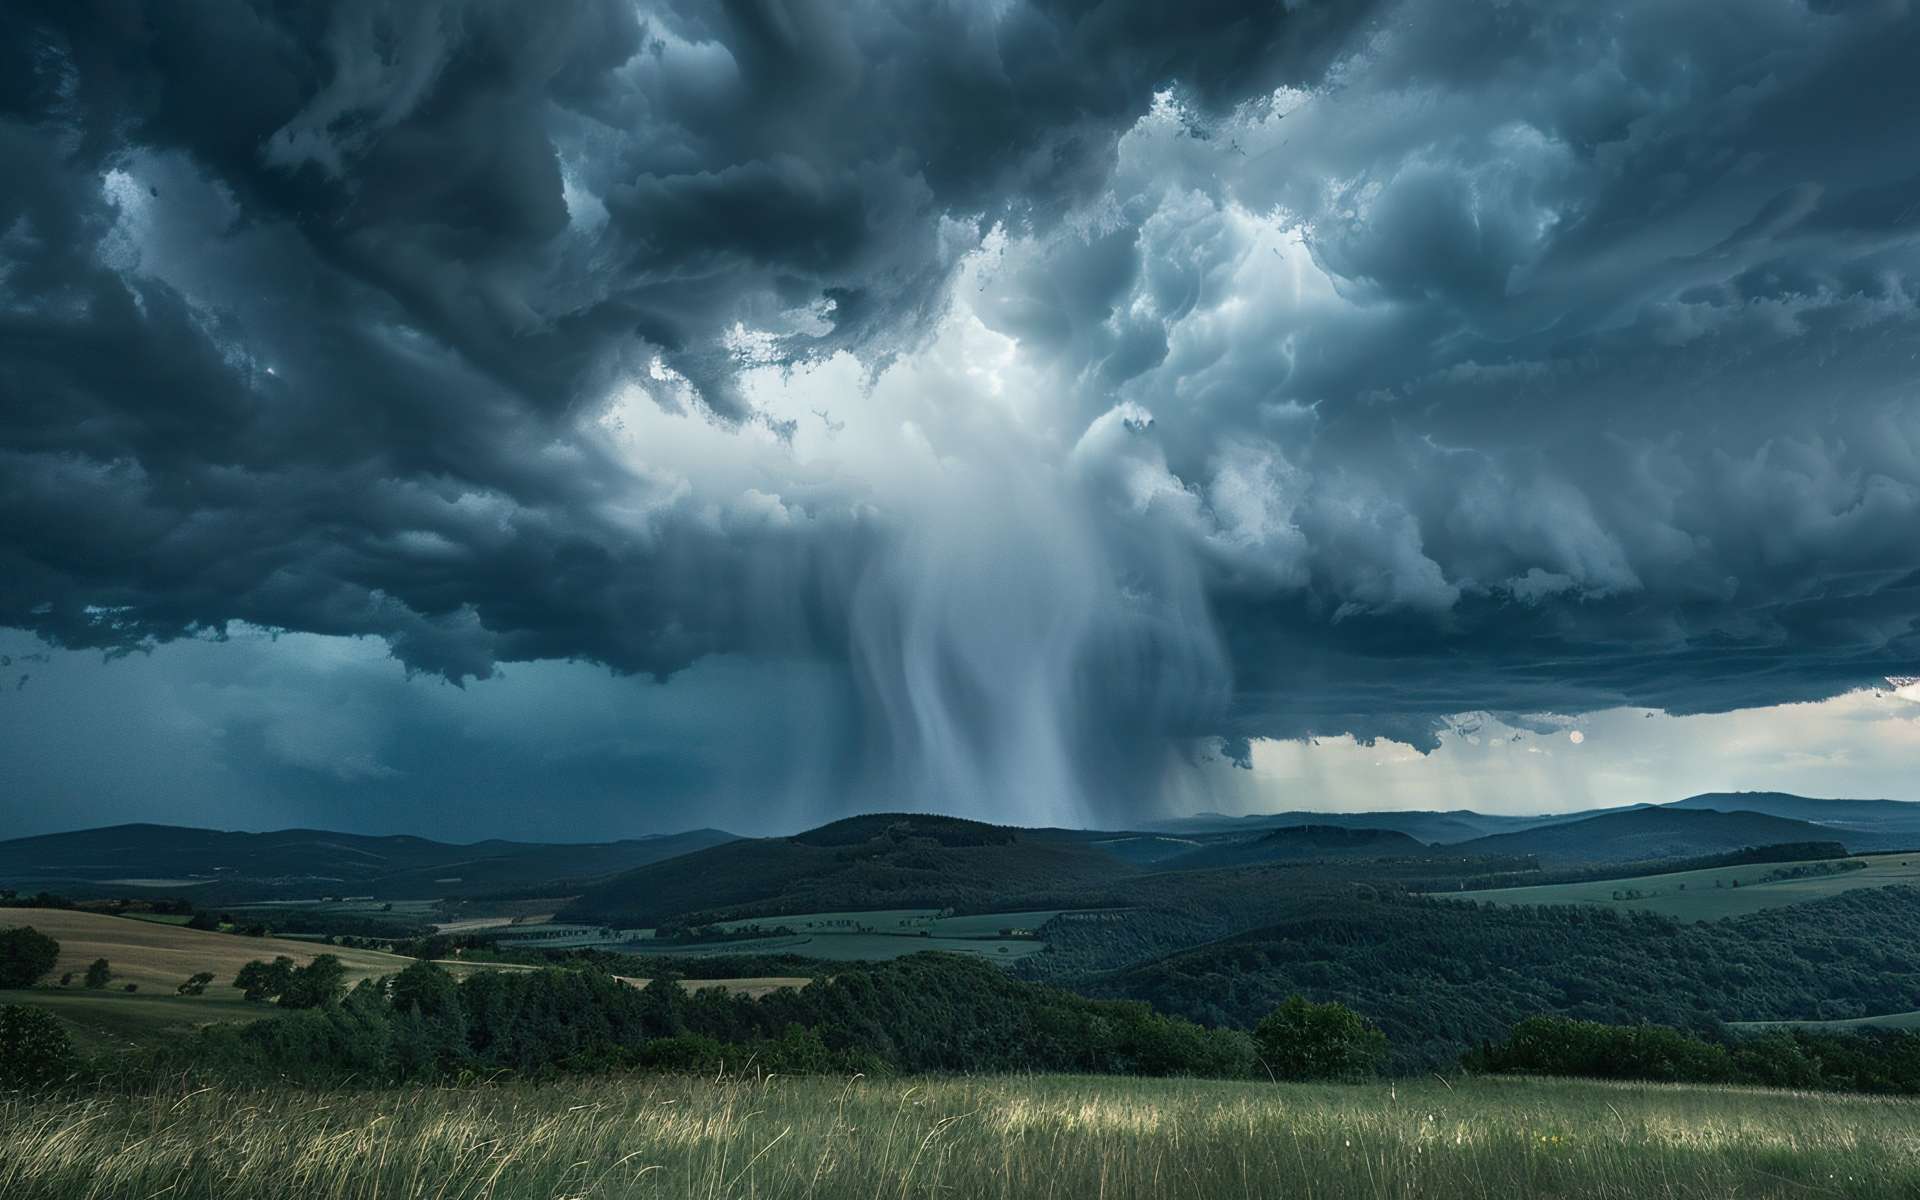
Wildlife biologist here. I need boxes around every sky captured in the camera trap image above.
[2,1,1919,839]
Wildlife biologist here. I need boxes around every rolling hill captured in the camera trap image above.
[0,823,738,901]
[1141,807,1646,844]
[1161,825,1429,870]
[1079,885,1920,1068]
[0,906,445,997]
[559,813,1138,927]
[1448,806,1905,864]
[1665,792,1920,838]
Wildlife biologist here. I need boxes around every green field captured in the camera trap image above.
[1732,1009,1920,1033]
[616,929,1050,962]
[497,905,1073,961]
[4,1073,1917,1199]
[233,898,446,924]
[709,907,1069,936]
[0,908,451,998]
[1446,852,1920,921]
[712,906,944,933]
[0,989,263,1055]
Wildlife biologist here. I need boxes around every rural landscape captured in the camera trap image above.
[10,793,1920,1197]
[7,0,1920,1196]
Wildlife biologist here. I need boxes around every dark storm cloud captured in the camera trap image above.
[968,0,1920,748]
[2,0,1918,821]
[0,0,1373,673]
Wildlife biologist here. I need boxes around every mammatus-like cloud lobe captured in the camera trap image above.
[1,0,1917,825]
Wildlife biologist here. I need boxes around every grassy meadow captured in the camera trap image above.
[3,909,433,997]
[601,905,1062,962]
[1449,851,1920,921]
[1733,1009,1920,1033]
[2,989,265,1055]
[4,1072,1918,1200]
[0,910,807,1048]
[619,931,1051,962]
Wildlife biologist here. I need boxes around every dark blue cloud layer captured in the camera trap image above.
[1,0,1916,827]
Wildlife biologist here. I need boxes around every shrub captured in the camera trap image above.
[0,1004,78,1089]
[638,1033,731,1073]
[1472,1016,1733,1083]
[233,956,297,1002]
[389,960,459,1020]
[123,983,139,993]
[279,955,347,1009]
[83,959,112,990]
[1254,996,1389,1081]
[0,926,60,988]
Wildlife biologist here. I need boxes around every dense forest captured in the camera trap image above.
[1073,887,1920,1068]
[1471,1015,1920,1095]
[85,955,1270,1086]
[14,947,1920,1100]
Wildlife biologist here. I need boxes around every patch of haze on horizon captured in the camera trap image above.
[1199,689,1920,817]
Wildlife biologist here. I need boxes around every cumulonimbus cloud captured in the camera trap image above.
[2,0,1917,822]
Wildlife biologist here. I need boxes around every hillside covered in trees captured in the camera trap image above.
[1070,887,1920,1068]
[559,815,1141,926]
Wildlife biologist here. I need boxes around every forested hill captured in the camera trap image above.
[1140,808,1610,844]
[1162,825,1426,870]
[1447,806,1905,864]
[1078,885,1920,1069]
[1667,792,1920,836]
[0,823,737,900]
[558,813,1136,927]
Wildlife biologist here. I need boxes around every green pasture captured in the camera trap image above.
[6,1073,1919,1199]
[1446,852,1920,921]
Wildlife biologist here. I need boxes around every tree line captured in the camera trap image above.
[14,922,1920,1099]
[1471,1016,1920,1094]
[17,953,1379,1088]
[1073,885,1920,1068]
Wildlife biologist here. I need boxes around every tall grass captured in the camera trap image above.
[3,1072,1916,1199]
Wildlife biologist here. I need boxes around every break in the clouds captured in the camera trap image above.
[3,1,1919,831]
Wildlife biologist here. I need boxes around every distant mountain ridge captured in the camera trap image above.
[1665,792,1920,836]
[1140,807,1650,845]
[1160,825,1428,870]
[8,793,1914,910]
[1447,806,1911,864]
[1145,793,1920,846]
[0,822,738,900]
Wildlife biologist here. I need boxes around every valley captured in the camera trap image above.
[10,792,1920,1197]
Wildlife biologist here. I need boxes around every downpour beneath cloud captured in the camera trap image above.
[3,0,1918,833]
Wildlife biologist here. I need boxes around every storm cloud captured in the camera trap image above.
[2,0,1918,828]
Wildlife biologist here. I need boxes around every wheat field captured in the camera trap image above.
[4,1072,1917,1199]
[1,909,435,996]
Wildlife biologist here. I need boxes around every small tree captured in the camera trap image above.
[123,983,138,993]
[1254,996,1389,1081]
[177,971,217,996]
[390,960,459,1020]
[233,956,297,1002]
[0,1004,78,1089]
[0,926,60,988]
[279,955,347,1009]
[83,958,112,990]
